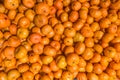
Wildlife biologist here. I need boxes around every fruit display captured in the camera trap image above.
[0,0,120,80]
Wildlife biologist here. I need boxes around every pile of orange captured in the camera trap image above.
[0,0,120,80]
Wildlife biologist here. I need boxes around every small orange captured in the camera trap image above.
[76,73,87,80]
[18,17,30,28]
[0,13,11,29]
[49,60,59,72]
[8,36,21,47]
[29,33,41,44]
[32,43,44,55]
[28,52,40,63]
[4,0,19,9]
[22,0,35,8]
[3,46,15,59]
[35,2,50,15]
[69,11,79,22]
[30,62,41,74]
[41,65,51,73]
[43,45,56,56]
[22,71,34,80]
[66,53,80,66]
[18,63,29,73]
